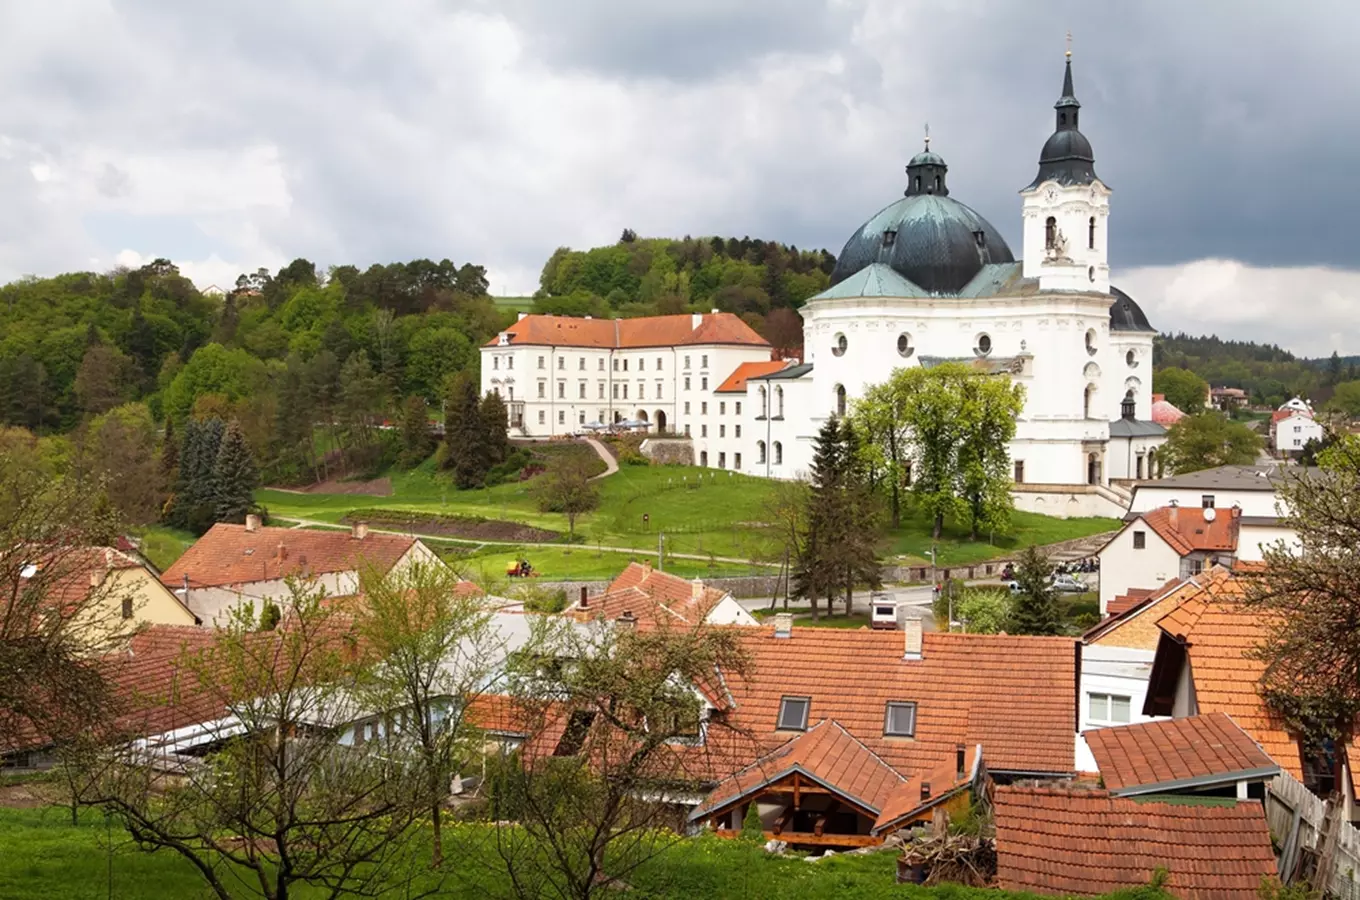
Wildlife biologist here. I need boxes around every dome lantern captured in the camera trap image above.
[905,127,948,197]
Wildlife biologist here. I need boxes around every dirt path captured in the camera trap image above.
[582,437,619,481]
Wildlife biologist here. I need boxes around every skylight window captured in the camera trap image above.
[776,696,810,731]
[884,701,917,737]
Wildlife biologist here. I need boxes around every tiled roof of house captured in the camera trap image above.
[567,562,729,627]
[486,313,770,350]
[161,523,416,589]
[715,360,791,393]
[1083,577,1184,646]
[1149,393,1186,426]
[690,719,906,820]
[871,745,977,835]
[721,628,1076,778]
[1139,506,1240,556]
[1148,567,1357,781]
[1107,587,1155,617]
[1085,712,1279,795]
[994,785,1277,898]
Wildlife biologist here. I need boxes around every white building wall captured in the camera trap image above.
[1275,413,1324,454]
[744,376,817,480]
[187,572,357,626]
[1075,644,1160,772]
[1107,433,1164,481]
[1097,523,1181,615]
[705,595,759,626]
[1238,523,1300,561]
[1129,484,1282,517]
[1021,180,1111,294]
[1105,333,1155,423]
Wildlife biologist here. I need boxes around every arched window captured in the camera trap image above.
[1083,383,1095,419]
[776,386,785,418]
[1088,216,1096,250]
[1045,216,1057,250]
[757,441,767,464]
[914,176,921,191]
[700,451,708,467]
[933,175,941,193]
[1060,112,1067,125]
[774,442,783,465]
[759,385,768,417]
[835,384,847,417]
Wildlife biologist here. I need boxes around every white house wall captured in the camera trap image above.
[1130,485,1282,518]
[1097,523,1181,615]
[1075,644,1159,771]
[188,571,358,626]
[705,596,759,627]
[1237,523,1300,561]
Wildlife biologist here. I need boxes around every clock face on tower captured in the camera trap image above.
[1045,186,1058,202]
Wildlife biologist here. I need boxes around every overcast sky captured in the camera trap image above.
[1,0,1357,356]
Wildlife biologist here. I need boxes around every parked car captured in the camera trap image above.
[1050,574,1088,593]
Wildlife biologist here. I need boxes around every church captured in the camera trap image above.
[482,53,1165,519]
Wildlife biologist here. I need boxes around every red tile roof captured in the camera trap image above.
[994,785,1277,898]
[720,628,1076,778]
[692,719,906,820]
[568,562,731,627]
[1139,506,1240,556]
[1085,712,1279,795]
[871,746,976,835]
[1150,393,1186,426]
[1107,587,1155,617]
[161,523,416,589]
[487,313,770,350]
[715,360,791,393]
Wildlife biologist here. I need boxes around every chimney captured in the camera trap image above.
[955,744,967,781]
[517,312,528,321]
[1168,505,1179,529]
[691,578,704,600]
[710,308,719,314]
[351,522,368,541]
[920,781,931,801]
[245,514,261,533]
[903,617,923,660]
[617,610,637,630]
[773,612,793,639]
[276,543,288,561]
[578,585,589,609]
[89,569,102,587]
[691,312,703,330]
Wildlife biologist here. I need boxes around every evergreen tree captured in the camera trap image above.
[479,391,509,466]
[1009,545,1060,636]
[159,417,178,483]
[213,421,258,525]
[836,420,883,613]
[441,373,488,489]
[398,395,433,468]
[167,416,225,533]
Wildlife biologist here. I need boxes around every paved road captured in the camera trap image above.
[581,437,619,480]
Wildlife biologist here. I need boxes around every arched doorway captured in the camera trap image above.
[1087,453,1101,486]
[700,451,708,467]
[635,410,649,424]
[654,410,666,434]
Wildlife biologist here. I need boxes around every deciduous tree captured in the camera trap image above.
[1152,367,1209,415]
[1162,413,1263,474]
[534,453,599,537]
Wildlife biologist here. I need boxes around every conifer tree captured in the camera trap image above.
[159,418,178,482]
[212,421,258,525]
[442,373,488,489]
[1009,545,1060,635]
[479,391,510,466]
[398,394,433,468]
[167,417,225,533]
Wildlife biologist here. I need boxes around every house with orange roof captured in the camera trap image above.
[565,562,757,628]
[1271,398,1323,457]
[480,311,773,452]
[1143,566,1360,811]
[1096,503,1241,616]
[161,516,442,626]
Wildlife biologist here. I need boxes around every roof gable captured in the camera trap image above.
[1085,712,1279,795]
[569,562,730,627]
[1137,506,1240,556]
[715,360,791,393]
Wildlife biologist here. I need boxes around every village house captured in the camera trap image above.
[565,561,758,627]
[1210,386,1250,412]
[1126,464,1299,560]
[160,516,442,626]
[1096,504,1240,616]
[49,546,199,638]
[1271,402,1324,457]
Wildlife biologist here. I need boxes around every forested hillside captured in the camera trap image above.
[535,231,835,355]
[1154,332,1359,407]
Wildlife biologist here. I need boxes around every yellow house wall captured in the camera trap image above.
[75,566,198,643]
[1090,592,1179,652]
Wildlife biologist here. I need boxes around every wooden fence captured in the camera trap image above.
[1267,772,1360,896]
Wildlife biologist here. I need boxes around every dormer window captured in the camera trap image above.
[776,696,810,731]
[973,230,985,247]
[883,229,897,248]
[884,701,917,738]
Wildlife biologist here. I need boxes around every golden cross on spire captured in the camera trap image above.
[1065,30,1072,59]
[923,122,930,150]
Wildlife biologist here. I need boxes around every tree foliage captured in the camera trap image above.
[1009,545,1060,636]
[1161,413,1263,474]
[533,452,600,537]
[1151,366,1209,415]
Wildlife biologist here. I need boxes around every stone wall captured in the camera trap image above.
[639,438,694,466]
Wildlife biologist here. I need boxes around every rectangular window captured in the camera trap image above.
[1014,460,1025,483]
[598,383,605,399]
[579,410,586,424]
[684,355,691,369]
[558,410,565,424]
[684,376,691,391]
[734,452,742,468]
[684,424,691,437]
[612,384,619,399]
[507,356,513,370]
[558,381,565,399]
[701,354,709,368]
[598,358,605,370]
[493,357,499,370]
[1133,530,1146,550]
[1088,693,1131,724]
[701,377,708,391]
[578,383,586,399]
[701,402,708,414]
[777,696,810,731]
[720,402,726,415]
[735,425,741,438]
[656,357,663,370]
[735,402,742,415]
[684,402,691,414]
[655,380,662,398]
[718,452,725,468]
[623,384,629,399]
[538,356,545,369]
[538,410,545,424]
[537,382,546,399]
[883,701,917,737]
[121,595,134,619]
[701,425,708,437]
[639,358,645,371]
[719,425,725,437]
[578,357,585,370]
[638,382,645,399]
[1202,494,1215,508]
[613,359,619,371]
[623,359,629,371]
[557,357,564,370]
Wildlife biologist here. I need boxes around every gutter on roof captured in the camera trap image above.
[1109,764,1281,798]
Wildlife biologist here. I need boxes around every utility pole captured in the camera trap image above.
[657,531,664,571]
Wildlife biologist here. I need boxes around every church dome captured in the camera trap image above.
[831,141,1015,295]
[1109,286,1155,332]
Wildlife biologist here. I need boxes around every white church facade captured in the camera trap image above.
[483,54,1165,519]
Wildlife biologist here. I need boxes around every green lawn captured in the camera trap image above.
[881,507,1118,566]
[444,543,771,583]
[134,525,197,571]
[492,295,535,313]
[751,608,874,629]
[0,806,1169,900]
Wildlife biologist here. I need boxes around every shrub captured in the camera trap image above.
[931,578,967,630]
[956,588,1012,634]
[740,802,764,842]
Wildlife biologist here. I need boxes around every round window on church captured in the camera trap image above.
[975,333,992,356]
[1126,349,1137,368]
[896,333,914,358]
[833,333,847,357]
[1085,329,1097,357]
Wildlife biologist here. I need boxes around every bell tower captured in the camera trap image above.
[1020,41,1110,293]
